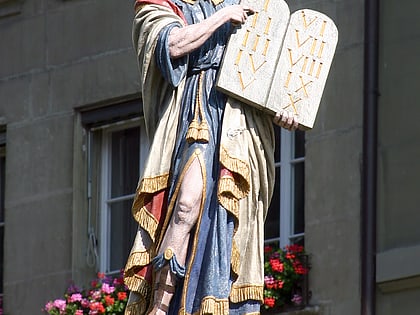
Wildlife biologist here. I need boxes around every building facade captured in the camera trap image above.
[0,0,419,314]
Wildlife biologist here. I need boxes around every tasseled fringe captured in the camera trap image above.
[186,119,200,143]
[138,174,169,194]
[132,207,159,242]
[229,284,264,303]
[219,146,250,195]
[230,240,240,277]
[125,250,151,271]
[186,120,210,143]
[187,71,209,144]
[197,121,209,143]
[218,193,239,222]
[124,274,152,298]
[218,176,247,200]
[200,297,229,315]
[125,300,147,315]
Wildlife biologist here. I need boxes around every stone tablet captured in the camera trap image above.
[267,9,338,129]
[216,0,290,107]
[217,7,338,130]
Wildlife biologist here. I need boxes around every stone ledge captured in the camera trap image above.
[0,0,23,18]
[377,245,420,284]
[263,306,321,315]
[280,306,321,315]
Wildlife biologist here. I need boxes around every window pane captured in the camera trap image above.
[109,200,137,272]
[0,155,4,223]
[0,154,4,296]
[294,130,305,158]
[293,162,305,234]
[0,226,3,295]
[265,167,281,240]
[377,0,420,251]
[111,127,140,198]
[274,125,282,163]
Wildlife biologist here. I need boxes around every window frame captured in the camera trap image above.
[265,128,305,248]
[96,118,149,274]
[0,143,5,305]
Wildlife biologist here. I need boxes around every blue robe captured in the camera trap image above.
[155,0,261,314]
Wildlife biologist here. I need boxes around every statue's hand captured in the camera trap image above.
[219,5,255,26]
[273,111,299,131]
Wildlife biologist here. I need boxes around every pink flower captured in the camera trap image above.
[90,290,102,300]
[113,276,124,286]
[75,310,84,315]
[264,275,276,289]
[81,298,90,308]
[101,283,115,294]
[53,299,66,312]
[44,301,54,311]
[68,293,82,303]
[292,294,303,305]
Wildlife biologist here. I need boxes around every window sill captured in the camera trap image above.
[377,244,420,292]
[263,306,321,315]
[0,0,23,18]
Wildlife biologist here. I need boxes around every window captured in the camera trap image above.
[98,121,149,274]
[80,101,147,275]
[264,127,305,247]
[0,136,5,307]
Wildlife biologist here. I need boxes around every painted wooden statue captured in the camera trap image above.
[123,0,301,314]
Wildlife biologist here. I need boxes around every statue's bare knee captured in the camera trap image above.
[172,157,203,230]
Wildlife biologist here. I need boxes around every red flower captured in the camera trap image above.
[98,304,106,313]
[264,297,276,308]
[285,252,296,260]
[89,301,106,313]
[264,245,273,253]
[104,295,115,306]
[113,276,125,286]
[286,244,304,253]
[269,258,284,273]
[97,272,105,279]
[276,280,284,289]
[117,291,127,301]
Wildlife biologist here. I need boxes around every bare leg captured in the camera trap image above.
[149,157,203,315]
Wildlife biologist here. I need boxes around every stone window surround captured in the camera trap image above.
[376,245,420,293]
[0,0,23,18]
[264,306,320,315]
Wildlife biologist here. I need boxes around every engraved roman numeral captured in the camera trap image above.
[295,76,313,97]
[283,94,302,114]
[287,48,305,67]
[301,10,317,29]
[295,30,312,48]
[263,0,270,12]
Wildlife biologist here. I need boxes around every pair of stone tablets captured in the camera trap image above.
[216,0,338,130]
